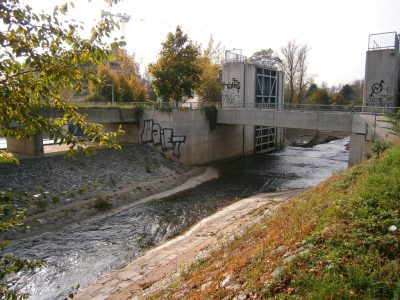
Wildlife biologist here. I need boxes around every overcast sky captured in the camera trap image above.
[34,0,400,87]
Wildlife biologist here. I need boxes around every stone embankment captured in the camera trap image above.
[0,144,206,239]
[284,128,349,147]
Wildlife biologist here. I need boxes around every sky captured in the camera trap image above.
[32,0,400,88]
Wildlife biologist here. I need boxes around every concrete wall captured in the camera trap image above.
[103,109,255,165]
[6,132,44,156]
[364,49,399,107]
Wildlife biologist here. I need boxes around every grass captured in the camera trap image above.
[145,143,400,299]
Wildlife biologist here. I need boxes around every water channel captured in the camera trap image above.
[4,137,349,299]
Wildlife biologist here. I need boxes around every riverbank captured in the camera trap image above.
[73,189,306,300]
[3,137,350,299]
[133,143,400,299]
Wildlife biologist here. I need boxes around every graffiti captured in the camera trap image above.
[366,80,393,107]
[141,119,187,159]
[222,89,241,103]
[222,78,241,104]
[222,78,241,92]
[369,80,384,98]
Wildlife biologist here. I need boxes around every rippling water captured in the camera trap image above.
[4,138,349,299]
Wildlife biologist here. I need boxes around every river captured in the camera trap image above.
[3,137,349,299]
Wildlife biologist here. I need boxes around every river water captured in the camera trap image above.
[4,137,349,299]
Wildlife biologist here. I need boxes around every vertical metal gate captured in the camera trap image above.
[255,66,278,153]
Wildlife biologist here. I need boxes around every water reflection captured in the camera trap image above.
[4,138,349,299]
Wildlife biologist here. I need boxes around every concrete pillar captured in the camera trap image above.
[6,132,44,156]
[348,133,366,167]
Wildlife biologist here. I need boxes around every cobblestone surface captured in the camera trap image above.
[0,145,190,211]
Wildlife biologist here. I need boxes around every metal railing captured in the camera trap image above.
[224,50,247,63]
[222,102,399,114]
[368,31,399,51]
[75,101,223,110]
[72,101,399,115]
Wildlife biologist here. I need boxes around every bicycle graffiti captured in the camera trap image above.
[366,79,393,107]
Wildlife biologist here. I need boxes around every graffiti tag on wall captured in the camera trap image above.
[222,78,241,104]
[141,119,187,159]
[366,80,393,107]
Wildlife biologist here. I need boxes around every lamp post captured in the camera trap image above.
[104,84,114,104]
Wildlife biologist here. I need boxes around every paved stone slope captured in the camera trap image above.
[0,145,190,210]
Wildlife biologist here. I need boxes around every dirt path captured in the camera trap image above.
[74,189,305,300]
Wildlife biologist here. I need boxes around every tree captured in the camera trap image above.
[280,39,316,104]
[120,52,141,77]
[87,66,149,102]
[310,88,330,104]
[305,83,318,100]
[0,0,124,297]
[248,48,281,67]
[148,26,202,102]
[332,93,348,105]
[340,84,356,101]
[195,36,223,102]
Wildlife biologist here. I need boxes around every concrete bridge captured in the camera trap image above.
[5,103,397,167]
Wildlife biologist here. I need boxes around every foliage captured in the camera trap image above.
[340,83,356,101]
[0,0,124,297]
[93,196,112,211]
[370,140,390,157]
[120,52,141,77]
[248,48,281,67]
[148,143,400,300]
[83,92,107,102]
[148,26,202,102]
[156,103,173,114]
[280,39,316,104]
[331,93,348,105]
[204,105,218,131]
[133,104,145,128]
[309,87,330,104]
[87,65,149,103]
[195,36,223,103]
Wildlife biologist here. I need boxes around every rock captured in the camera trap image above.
[271,266,285,278]
[220,274,231,287]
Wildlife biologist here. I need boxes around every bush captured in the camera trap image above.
[93,196,112,211]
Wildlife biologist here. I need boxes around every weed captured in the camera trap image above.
[93,196,112,211]
[145,161,152,173]
[203,104,218,131]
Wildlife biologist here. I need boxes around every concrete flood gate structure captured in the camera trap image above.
[222,50,285,154]
[5,33,400,166]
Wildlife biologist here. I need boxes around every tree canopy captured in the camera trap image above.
[248,48,281,67]
[195,36,223,102]
[280,40,316,104]
[0,0,126,297]
[148,26,202,102]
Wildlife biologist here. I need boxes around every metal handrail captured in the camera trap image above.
[72,101,399,115]
[368,31,399,51]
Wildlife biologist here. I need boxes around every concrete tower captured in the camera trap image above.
[364,32,400,108]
